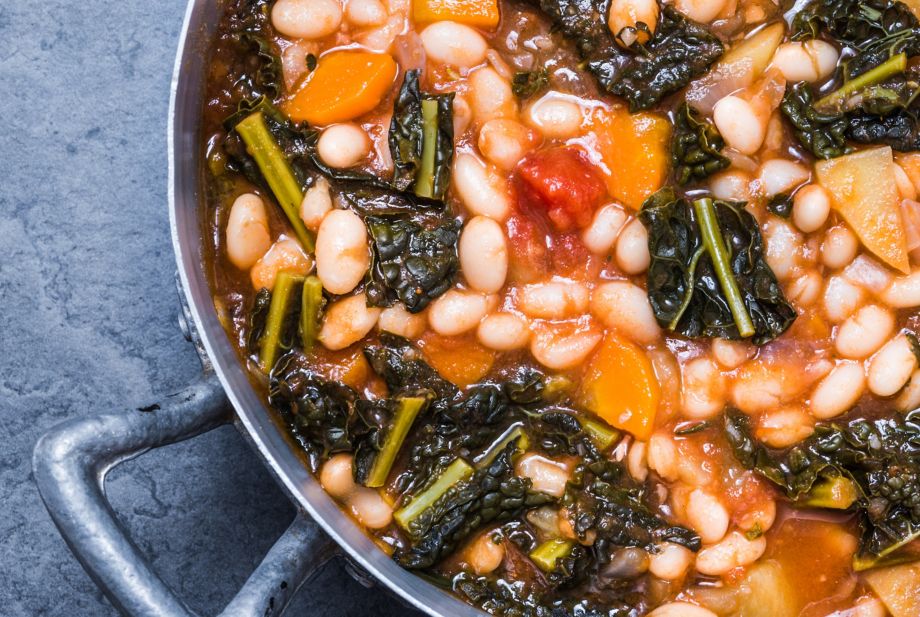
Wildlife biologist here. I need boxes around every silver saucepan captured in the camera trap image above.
[32,1,485,615]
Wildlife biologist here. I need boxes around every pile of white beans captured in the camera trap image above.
[216,0,920,610]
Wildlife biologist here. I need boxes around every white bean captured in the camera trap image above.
[300,178,333,231]
[672,0,728,23]
[271,0,343,39]
[466,533,505,575]
[764,218,804,281]
[823,275,865,323]
[713,95,767,156]
[793,184,831,233]
[822,225,859,270]
[529,322,602,370]
[478,119,535,170]
[378,303,427,338]
[250,236,313,291]
[581,204,628,255]
[419,21,488,69]
[516,453,570,498]
[518,281,590,319]
[615,218,651,274]
[868,334,918,397]
[627,441,648,482]
[524,94,584,139]
[758,159,809,198]
[477,312,531,350]
[895,369,920,411]
[709,169,754,202]
[711,339,754,369]
[468,66,516,124]
[428,289,494,336]
[317,123,371,169]
[756,405,814,448]
[318,293,381,350]
[315,209,369,295]
[770,40,839,83]
[844,255,894,293]
[453,152,512,221]
[881,269,920,307]
[695,531,766,576]
[608,0,659,45]
[681,357,727,419]
[648,543,693,581]
[319,453,357,500]
[835,305,895,359]
[591,281,661,345]
[345,0,387,27]
[647,432,678,482]
[226,193,271,270]
[811,361,866,419]
[787,269,822,306]
[648,602,717,617]
[348,487,393,529]
[460,216,508,293]
[686,489,730,544]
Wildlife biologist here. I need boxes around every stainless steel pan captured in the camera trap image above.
[32,1,484,615]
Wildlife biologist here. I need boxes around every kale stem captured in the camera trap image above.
[234,111,315,252]
[530,539,576,572]
[693,198,755,338]
[299,275,323,353]
[365,395,430,488]
[259,271,304,373]
[394,458,474,535]
[815,52,907,113]
[473,425,529,469]
[668,245,705,331]
[414,98,439,199]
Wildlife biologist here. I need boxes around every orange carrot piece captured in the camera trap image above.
[586,107,670,210]
[286,50,397,125]
[413,0,500,27]
[578,333,660,441]
[420,333,496,387]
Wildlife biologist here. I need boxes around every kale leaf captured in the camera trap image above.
[849,109,920,150]
[512,69,550,99]
[364,217,461,313]
[780,82,851,159]
[767,193,793,219]
[671,103,729,185]
[724,409,920,570]
[790,0,919,52]
[247,287,272,355]
[527,0,723,110]
[389,70,455,200]
[364,333,459,401]
[638,188,796,345]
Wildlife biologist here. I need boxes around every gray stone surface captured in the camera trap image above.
[0,2,417,615]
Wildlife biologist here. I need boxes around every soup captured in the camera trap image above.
[199,0,920,614]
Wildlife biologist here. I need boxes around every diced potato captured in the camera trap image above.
[864,562,920,617]
[816,146,910,273]
[723,21,786,78]
[579,333,660,440]
[732,561,799,617]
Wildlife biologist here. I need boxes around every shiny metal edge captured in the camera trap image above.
[166,2,483,615]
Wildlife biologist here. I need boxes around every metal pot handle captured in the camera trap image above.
[32,372,339,617]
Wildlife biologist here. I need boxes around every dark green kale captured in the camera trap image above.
[638,188,796,345]
[780,82,851,159]
[671,103,729,185]
[849,109,920,150]
[247,287,272,355]
[526,0,723,110]
[364,217,460,313]
[767,193,793,219]
[364,333,459,401]
[220,0,282,101]
[724,409,920,570]
[389,70,455,200]
[790,0,919,52]
[394,444,553,569]
[512,69,550,99]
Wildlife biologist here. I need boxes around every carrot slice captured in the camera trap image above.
[578,333,660,441]
[816,146,909,274]
[586,107,670,210]
[413,0,500,27]
[420,333,496,387]
[286,50,397,125]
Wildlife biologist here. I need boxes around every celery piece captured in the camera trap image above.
[234,111,315,252]
[365,396,430,488]
[259,271,304,373]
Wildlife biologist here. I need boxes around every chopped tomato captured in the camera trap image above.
[514,146,607,232]
[505,213,549,283]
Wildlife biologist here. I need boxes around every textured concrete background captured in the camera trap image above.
[0,2,416,615]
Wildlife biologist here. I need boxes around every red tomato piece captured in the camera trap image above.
[514,146,607,232]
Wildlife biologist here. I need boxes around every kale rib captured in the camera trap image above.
[815,52,908,113]
[233,111,315,252]
[415,99,440,199]
[259,271,304,373]
[692,197,756,338]
[364,395,430,488]
[299,275,323,353]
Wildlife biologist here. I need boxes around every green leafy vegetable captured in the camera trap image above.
[526,0,723,110]
[364,217,460,313]
[389,70,455,200]
[767,193,793,219]
[724,409,920,570]
[639,188,796,344]
[780,82,851,159]
[790,0,919,51]
[247,287,272,356]
[671,103,729,185]
[512,69,550,99]
[259,271,304,373]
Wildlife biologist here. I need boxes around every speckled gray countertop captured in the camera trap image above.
[0,2,416,615]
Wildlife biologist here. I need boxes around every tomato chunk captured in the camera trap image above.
[515,146,606,232]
